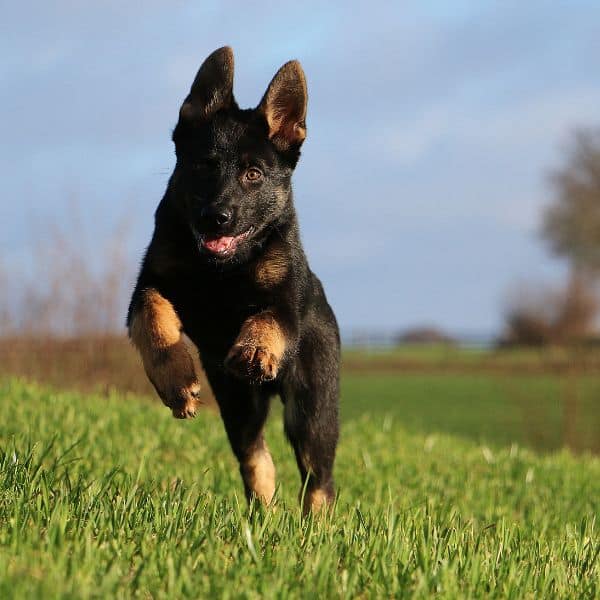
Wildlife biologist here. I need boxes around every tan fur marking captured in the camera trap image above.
[225,312,286,381]
[130,290,182,351]
[305,488,330,513]
[129,289,203,418]
[243,314,286,360]
[253,240,289,288]
[243,445,276,505]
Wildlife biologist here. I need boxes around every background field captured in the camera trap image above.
[2,338,598,453]
[0,344,598,598]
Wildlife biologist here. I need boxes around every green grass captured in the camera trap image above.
[341,373,600,453]
[343,344,488,362]
[0,377,598,598]
[342,343,600,370]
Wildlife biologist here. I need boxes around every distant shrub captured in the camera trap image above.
[396,326,456,345]
[500,275,597,347]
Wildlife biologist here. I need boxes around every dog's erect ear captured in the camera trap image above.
[258,60,307,149]
[179,46,235,122]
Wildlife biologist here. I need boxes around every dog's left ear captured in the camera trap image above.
[258,60,307,150]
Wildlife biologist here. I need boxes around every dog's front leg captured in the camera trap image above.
[224,311,289,383]
[129,288,203,418]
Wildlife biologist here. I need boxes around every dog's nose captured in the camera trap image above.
[200,206,232,228]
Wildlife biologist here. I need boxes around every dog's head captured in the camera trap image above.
[168,46,307,263]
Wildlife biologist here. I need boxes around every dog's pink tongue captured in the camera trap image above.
[203,236,234,253]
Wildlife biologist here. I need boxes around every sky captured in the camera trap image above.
[1,1,599,336]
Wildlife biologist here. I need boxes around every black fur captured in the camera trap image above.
[127,47,339,508]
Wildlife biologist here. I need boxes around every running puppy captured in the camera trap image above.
[127,47,339,512]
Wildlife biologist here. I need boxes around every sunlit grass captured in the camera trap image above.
[0,378,598,598]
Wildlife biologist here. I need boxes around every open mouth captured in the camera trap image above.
[198,228,253,257]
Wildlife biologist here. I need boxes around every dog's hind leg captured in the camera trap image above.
[209,375,276,506]
[283,383,339,513]
[282,330,340,513]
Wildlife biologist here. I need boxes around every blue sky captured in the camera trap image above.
[1,1,599,335]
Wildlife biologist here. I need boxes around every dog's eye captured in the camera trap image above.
[245,167,263,182]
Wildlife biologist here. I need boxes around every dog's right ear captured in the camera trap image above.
[179,46,235,122]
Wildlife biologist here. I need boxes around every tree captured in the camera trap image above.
[542,127,600,274]
[501,127,600,346]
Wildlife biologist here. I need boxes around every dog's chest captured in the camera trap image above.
[170,269,275,354]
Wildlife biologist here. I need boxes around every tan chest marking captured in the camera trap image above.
[253,240,289,288]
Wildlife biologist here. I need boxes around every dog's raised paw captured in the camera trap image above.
[150,380,202,419]
[225,343,279,383]
[168,384,203,419]
[142,333,204,419]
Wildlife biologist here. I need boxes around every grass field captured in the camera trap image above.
[342,373,600,453]
[0,377,598,598]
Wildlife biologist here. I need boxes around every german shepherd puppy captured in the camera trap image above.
[127,47,339,512]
